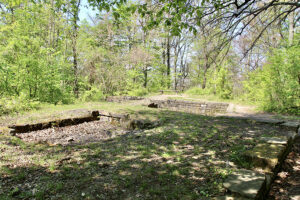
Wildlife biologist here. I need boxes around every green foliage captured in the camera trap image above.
[127,87,148,97]
[213,66,233,99]
[229,144,252,169]
[185,87,212,95]
[0,0,298,117]
[0,1,74,106]
[243,38,300,114]
[186,65,233,99]
[0,95,40,115]
[80,87,105,102]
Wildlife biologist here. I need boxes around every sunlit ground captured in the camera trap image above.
[0,105,284,199]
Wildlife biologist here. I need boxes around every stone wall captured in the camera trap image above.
[106,96,144,103]
[149,99,229,115]
[7,110,99,135]
[98,110,159,130]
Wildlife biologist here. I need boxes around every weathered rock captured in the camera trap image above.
[98,110,111,116]
[106,96,144,102]
[287,131,298,140]
[223,169,266,199]
[148,102,158,108]
[127,119,158,130]
[99,111,130,128]
[280,121,300,132]
[8,110,100,134]
[148,99,229,115]
[243,143,286,172]
[260,137,288,145]
[248,118,284,125]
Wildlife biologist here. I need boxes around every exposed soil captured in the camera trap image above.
[268,137,300,200]
[16,121,128,146]
[1,109,288,199]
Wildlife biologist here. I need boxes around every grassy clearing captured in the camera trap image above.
[0,101,154,126]
[0,108,284,199]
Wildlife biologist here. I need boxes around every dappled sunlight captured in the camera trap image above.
[0,109,286,199]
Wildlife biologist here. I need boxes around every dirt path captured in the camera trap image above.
[145,94,299,123]
[268,137,300,200]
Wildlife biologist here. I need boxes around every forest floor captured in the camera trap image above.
[268,137,300,200]
[0,95,299,199]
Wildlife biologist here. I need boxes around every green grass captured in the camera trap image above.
[169,94,256,106]
[0,101,154,126]
[0,107,285,199]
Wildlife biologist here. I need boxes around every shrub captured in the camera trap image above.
[0,95,40,115]
[80,87,105,102]
[185,87,212,95]
[128,87,148,97]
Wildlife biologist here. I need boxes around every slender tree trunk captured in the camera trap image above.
[73,40,79,97]
[71,0,81,98]
[143,68,148,88]
[166,35,171,88]
[202,66,208,89]
[162,41,166,66]
[174,49,178,90]
[288,11,294,46]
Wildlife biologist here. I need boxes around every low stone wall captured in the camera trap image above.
[6,110,99,135]
[98,110,159,130]
[0,110,159,135]
[149,99,229,115]
[106,96,144,103]
[98,110,129,126]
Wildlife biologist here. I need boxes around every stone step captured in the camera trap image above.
[222,169,266,199]
[244,132,297,173]
[280,121,300,132]
[260,136,288,145]
[247,118,284,125]
[243,143,286,173]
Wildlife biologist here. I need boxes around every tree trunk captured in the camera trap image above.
[143,68,148,88]
[202,66,208,89]
[162,40,166,66]
[288,11,294,46]
[166,35,171,88]
[71,0,81,98]
[73,41,79,98]
[174,49,178,90]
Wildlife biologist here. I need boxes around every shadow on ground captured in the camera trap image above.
[0,110,285,199]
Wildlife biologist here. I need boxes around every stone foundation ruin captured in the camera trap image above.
[148,99,229,115]
[106,96,144,103]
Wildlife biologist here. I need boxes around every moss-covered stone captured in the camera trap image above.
[280,121,299,132]
[243,143,286,172]
[8,110,100,134]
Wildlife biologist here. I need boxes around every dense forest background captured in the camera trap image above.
[0,0,299,115]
